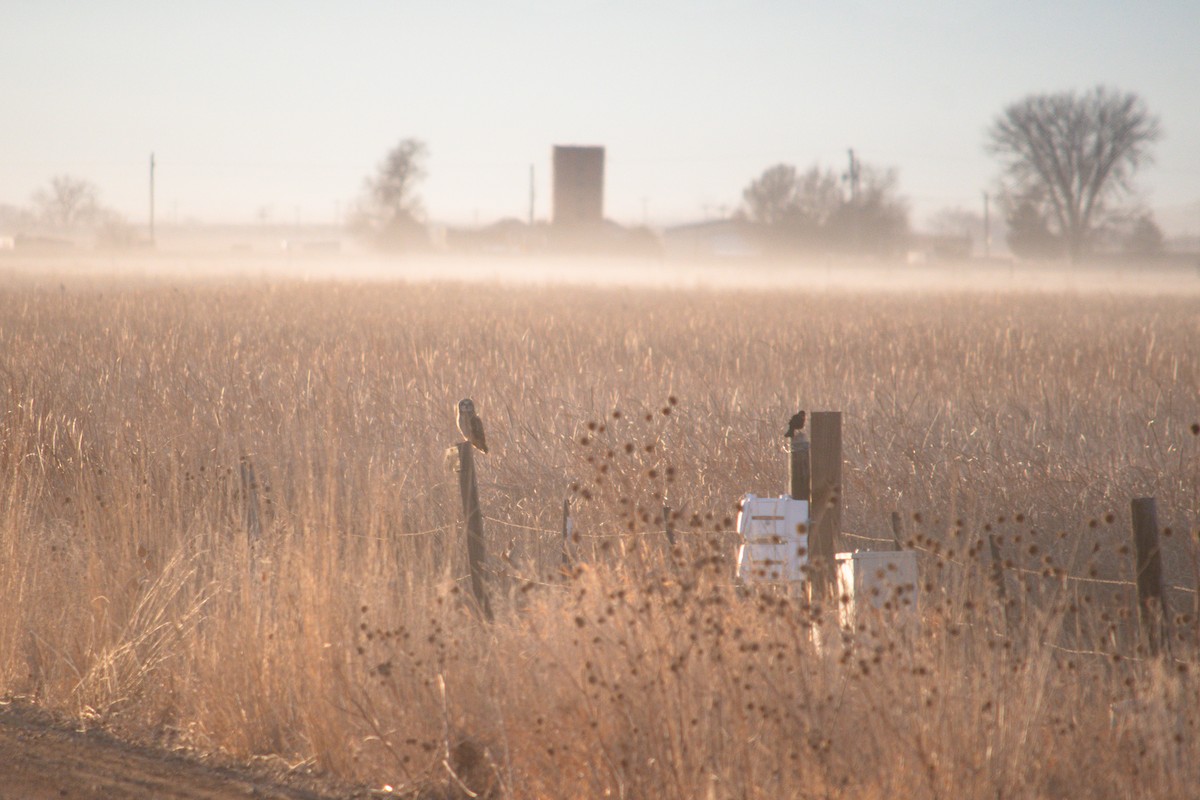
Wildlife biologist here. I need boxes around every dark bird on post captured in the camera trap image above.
[785,410,806,440]
[457,398,489,453]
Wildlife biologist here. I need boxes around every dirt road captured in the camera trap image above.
[0,702,366,800]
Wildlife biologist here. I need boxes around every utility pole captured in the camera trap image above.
[149,152,156,246]
[844,149,861,251]
[982,191,991,258]
[528,164,535,226]
[844,149,860,204]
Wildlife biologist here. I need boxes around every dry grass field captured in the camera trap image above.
[1,262,1198,798]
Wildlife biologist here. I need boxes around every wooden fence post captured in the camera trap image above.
[457,442,493,621]
[663,504,676,546]
[239,457,262,543]
[890,511,903,550]
[988,532,1014,633]
[789,434,811,503]
[808,412,842,601]
[561,497,574,572]
[1131,496,1167,656]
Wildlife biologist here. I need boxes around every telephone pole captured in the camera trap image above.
[844,149,862,251]
[844,148,861,204]
[982,191,991,258]
[149,152,156,246]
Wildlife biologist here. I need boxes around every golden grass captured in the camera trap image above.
[1,271,1198,797]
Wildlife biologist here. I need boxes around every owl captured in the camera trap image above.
[456,398,489,453]
[785,409,806,439]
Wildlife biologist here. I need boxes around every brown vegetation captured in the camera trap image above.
[1,274,1198,797]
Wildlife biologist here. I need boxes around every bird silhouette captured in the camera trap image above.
[785,409,806,439]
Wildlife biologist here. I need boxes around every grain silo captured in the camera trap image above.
[552,145,605,227]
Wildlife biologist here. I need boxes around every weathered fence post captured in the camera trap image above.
[1194,540,1200,652]
[987,532,1014,633]
[561,496,574,571]
[239,456,262,543]
[1131,496,1167,656]
[890,510,903,550]
[663,504,676,546]
[456,442,493,621]
[788,434,811,503]
[808,412,842,601]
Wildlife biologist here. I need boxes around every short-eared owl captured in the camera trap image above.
[457,398,489,453]
[785,410,806,439]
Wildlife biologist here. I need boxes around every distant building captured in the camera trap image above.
[552,145,604,227]
[661,218,763,260]
[905,233,972,263]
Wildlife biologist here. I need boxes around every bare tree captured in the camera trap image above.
[828,164,909,255]
[742,164,840,229]
[1005,196,1062,259]
[32,175,99,230]
[987,86,1160,261]
[742,161,908,254]
[1122,213,1165,256]
[352,138,429,248]
[742,163,796,225]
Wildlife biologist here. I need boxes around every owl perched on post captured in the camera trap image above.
[457,398,489,453]
[785,409,806,440]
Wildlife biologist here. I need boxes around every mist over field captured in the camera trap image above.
[5,251,1200,297]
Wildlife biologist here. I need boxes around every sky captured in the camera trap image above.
[2,1,1198,233]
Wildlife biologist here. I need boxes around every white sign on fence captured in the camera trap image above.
[735,494,810,584]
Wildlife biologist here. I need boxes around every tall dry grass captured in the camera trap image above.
[1,273,1198,797]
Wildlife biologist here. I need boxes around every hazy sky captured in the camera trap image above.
[3,1,1198,232]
